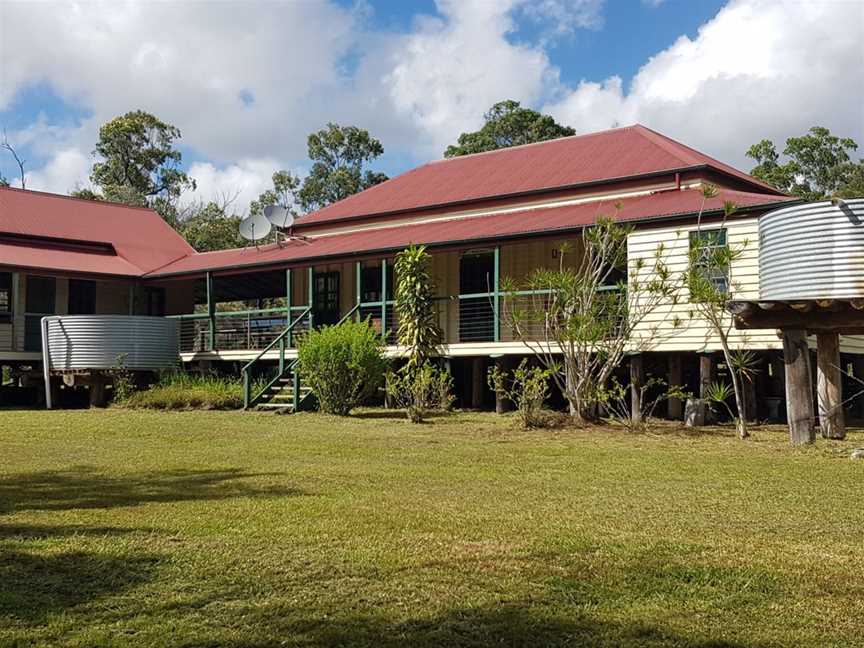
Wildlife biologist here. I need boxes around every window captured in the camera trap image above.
[0,273,11,324]
[689,229,729,295]
[360,263,394,303]
[24,275,56,352]
[68,279,96,315]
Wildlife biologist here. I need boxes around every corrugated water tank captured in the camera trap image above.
[759,198,864,300]
[43,315,179,371]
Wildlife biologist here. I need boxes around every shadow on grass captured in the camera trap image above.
[0,546,161,624]
[170,601,764,648]
[0,467,307,514]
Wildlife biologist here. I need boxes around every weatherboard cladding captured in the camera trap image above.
[147,188,795,277]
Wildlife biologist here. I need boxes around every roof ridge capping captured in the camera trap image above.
[0,185,162,214]
[425,123,640,164]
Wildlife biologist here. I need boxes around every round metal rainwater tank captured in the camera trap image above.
[759,198,864,300]
[43,315,179,371]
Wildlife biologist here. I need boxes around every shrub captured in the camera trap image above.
[122,372,243,410]
[297,319,388,415]
[386,362,454,423]
[110,353,137,403]
[487,359,554,429]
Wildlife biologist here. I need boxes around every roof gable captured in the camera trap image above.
[0,187,194,276]
[298,124,782,227]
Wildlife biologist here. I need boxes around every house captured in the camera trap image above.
[2,124,862,416]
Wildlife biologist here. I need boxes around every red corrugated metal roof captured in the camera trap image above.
[298,124,782,227]
[0,186,194,277]
[150,188,796,277]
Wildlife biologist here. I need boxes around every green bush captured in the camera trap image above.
[487,359,554,429]
[297,319,388,416]
[386,362,454,423]
[121,373,243,410]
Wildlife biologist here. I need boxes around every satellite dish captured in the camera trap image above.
[239,211,273,242]
[264,204,295,229]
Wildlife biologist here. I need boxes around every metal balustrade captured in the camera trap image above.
[171,286,624,356]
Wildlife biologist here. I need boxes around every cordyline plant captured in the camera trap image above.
[394,244,442,373]
[687,184,752,438]
[501,214,683,424]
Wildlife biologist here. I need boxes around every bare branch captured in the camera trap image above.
[2,129,26,189]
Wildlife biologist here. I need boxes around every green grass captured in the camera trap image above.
[0,410,862,647]
[121,373,244,410]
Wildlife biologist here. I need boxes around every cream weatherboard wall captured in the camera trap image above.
[628,215,864,355]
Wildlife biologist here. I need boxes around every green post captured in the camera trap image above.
[493,246,500,342]
[286,268,293,347]
[292,367,300,411]
[381,258,388,342]
[355,260,362,322]
[206,271,216,351]
[307,266,314,329]
[278,338,285,374]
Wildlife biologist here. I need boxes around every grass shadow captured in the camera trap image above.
[0,467,307,514]
[0,546,160,624]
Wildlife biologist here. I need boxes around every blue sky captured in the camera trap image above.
[0,0,860,211]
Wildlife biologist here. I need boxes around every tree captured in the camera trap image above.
[177,201,244,252]
[298,123,388,212]
[747,126,864,201]
[249,170,301,220]
[687,185,753,439]
[1,130,26,188]
[444,100,575,158]
[501,214,682,424]
[76,111,195,223]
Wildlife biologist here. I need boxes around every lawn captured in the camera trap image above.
[0,409,862,647]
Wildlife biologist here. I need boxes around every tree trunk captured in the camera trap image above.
[816,332,845,439]
[782,329,815,445]
[717,337,749,439]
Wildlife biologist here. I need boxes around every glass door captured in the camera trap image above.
[313,271,341,327]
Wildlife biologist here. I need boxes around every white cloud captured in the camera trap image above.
[379,0,562,156]
[23,148,92,194]
[4,0,862,204]
[545,0,864,169]
[1,0,579,197]
[183,158,290,216]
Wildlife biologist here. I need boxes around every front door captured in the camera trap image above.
[313,271,341,326]
[459,251,495,342]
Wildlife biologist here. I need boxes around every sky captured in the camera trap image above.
[0,0,862,214]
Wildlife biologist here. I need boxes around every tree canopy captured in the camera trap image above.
[747,126,864,201]
[298,123,388,212]
[444,100,575,158]
[73,111,195,223]
[176,201,244,252]
[250,170,301,219]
